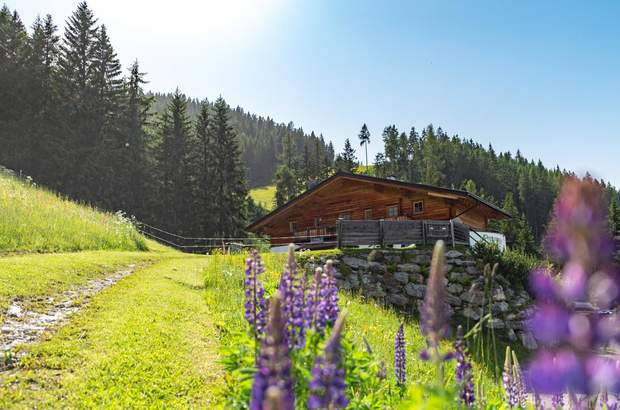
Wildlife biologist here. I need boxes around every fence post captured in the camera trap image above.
[422,221,427,246]
[337,220,342,249]
[379,220,385,248]
[450,219,455,248]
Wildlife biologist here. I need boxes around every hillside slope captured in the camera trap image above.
[0,168,146,253]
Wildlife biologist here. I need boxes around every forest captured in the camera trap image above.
[1,2,619,249]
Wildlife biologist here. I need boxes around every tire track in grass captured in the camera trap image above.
[0,255,224,409]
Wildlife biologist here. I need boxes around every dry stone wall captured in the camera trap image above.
[303,248,537,349]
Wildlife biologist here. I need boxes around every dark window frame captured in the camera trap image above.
[413,200,424,214]
[364,208,373,220]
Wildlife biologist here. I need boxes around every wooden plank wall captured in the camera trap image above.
[338,220,470,247]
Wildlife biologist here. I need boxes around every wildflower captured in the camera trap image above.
[308,312,348,410]
[304,267,322,330]
[245,250,267,340]
[527,177,620,397]
[551,391,564,409]
[503,347,518,408]
[420,240,451,348]
[278,244,305,348]
[511,350,527,408]
[315,260,339,332]
[394,323,406,386]
[454,325,475,407]
[250,294,295,410]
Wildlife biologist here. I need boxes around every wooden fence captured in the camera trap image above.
[336,219,470,248]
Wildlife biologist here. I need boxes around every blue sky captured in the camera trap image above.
[15,1,620,186]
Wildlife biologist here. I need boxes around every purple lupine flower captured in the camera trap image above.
[278,244,305,348]
[250,294,295,410]
[316,260,339,332]
[454,325,474,407]
[304,267,322,330]
[511,350,527,408]
[245,250,267,341]
[420,240,450,347]
[527,177,620,397]
[394,323,406,386]
[308,313,348,410]
[503,347,518,408]
[306,260,340,336]
[551,391,564,409]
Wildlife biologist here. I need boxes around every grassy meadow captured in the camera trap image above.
[0,170,147,254]
[203,251,505,407]
[249,185,276,210]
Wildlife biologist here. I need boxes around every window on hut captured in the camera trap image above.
[413,200,424,214]
[339,212,352,220]
[314,217,322,227]
[387,205,398,218]
[289,221,298,232]
[364,208,373,219]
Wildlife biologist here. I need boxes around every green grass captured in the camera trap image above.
[0,248,168,322]
[202,251,505,406]
[0,254,223,409]
[0,169,147,253]
[249,185,276,210]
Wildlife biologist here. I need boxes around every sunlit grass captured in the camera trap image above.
[0,170,147,253]
[248,185,276,210]
[203,251,504,405]
[0,254,221,408]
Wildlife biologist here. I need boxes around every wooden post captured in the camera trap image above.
[379,220,385,248]
[422,220,427,246]
[450,219,456,248]
[337,220,342,248]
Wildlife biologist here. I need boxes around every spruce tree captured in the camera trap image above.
[155,89,192,232]
[55,1,99,197]
[358,123,370,169]
[334,138,357,172]
[208,96,248,237]
[193,100,215,236]
[274,134,300,206]
[610,194,620,239]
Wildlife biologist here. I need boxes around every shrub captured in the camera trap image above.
[469,242,540,289]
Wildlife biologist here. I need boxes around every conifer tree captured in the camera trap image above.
[208,96,248,237]
[192,100,215,236]
[117,60,153,216]
[155,89,192,232]
[275,134,300,206]
[334,138,357,172]
[358,123,370,169]
[610,194,620,239]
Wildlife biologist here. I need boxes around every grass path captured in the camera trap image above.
[0,254,223,409]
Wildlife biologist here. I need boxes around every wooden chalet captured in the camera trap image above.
[246,172,511,247]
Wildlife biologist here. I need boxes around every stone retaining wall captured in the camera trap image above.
[303,248,537,349]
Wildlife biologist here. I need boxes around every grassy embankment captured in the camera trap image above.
[0,169,223,407]
[0,170,146,254]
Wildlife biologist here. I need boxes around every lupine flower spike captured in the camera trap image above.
[394,323,406,386]
[511,350,526,408]
[419,241,453,382]
[304,267,323,331]
[245,250,267,346]
[250,294,295,410]
[308,312,348,409]
[454,325,475,407]
[527,177,620,398]
[315,260,340,333]
[279,244,305,348]
[503,347,518,408]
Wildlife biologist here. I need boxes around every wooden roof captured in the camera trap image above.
[247,172,511,231]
